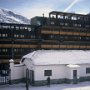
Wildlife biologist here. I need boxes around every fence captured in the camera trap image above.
[0,59,25,85]
[0,69,11,85]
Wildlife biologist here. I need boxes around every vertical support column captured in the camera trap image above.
[9,59,14,84]
[56,13,58,26]
[11,40,14,59]
[49,13,51,25]
[26,69,29,90]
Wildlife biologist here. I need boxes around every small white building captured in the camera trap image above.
[21,50,90,86]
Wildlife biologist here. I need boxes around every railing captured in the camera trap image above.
[0,44,38,48]
[41,44,90,49]
[41,29,90,36]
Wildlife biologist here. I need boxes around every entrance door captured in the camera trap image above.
[29,70,34,86]
[26,70,34,86]
[73,70,77,84]
[31,70,34,86]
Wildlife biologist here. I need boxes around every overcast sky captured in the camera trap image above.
[0,0,90,19]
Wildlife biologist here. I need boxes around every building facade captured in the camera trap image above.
[33,11,90,50]
[0,23,38,65]
[0,11,90,65]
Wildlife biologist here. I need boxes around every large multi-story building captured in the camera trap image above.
[0,11,90,67]
[35,11,90,50]
[0,23,39,65]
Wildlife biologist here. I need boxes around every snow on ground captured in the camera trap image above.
[0,82,90,90]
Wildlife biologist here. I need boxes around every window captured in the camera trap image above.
[20,35,24,38]
[14,34,19,38]
[17,35,19,38]
[0,49,1,52]
[31,35,35,38]
[44,70,52,76]
[14,49,17,52]
[25,27,28,30]
[86,37,90,40]
[60,23,64,26]
[79,36,81,40]
[51,15,56,18]
[84,17,89,21]
[71,16,77,20]
[2,26,10,29]
[58,15,61,18]
[0,25,1,29]
[51,21,54,25]
[11,26,14,29]
[2,34,8,37]
[78,24,81,27]
[65,23,68,26]
[65,16,68,19]
[50,35,54,39]
[0,34,1,37]
[15,26,19,30]
[86,68,90,74]
[59,15,63,19]
[86,25,89,28]
[14,34,16,37]
[37,21,41,25]
[5,34,8,37]
[2,49,7,52]
[20,27,24,30]
[2,34,5,37]
[73,24,77,27]
[28,27,31,31]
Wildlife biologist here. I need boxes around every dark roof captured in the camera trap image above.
[49,11,88,17]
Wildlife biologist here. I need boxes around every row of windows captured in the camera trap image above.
[0,34,8,37]
[14,34,25,38]
[0,33,36,38]
[0,48,25,52]
[42,27,90,32]
[0,49,8,52]
[14,48,25,52]
[50,14,89,21]
[42,34,90,41]
[0,34,25,38]
[14,34,35,38]
[50,21,89,28]
[0,25,31,31]
[0,48,35,53]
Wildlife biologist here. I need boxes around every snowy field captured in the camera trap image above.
[1,82,90,90]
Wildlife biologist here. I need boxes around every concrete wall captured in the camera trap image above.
[34,65,68,81]
[79,64,90,77]
[10,59,25,82]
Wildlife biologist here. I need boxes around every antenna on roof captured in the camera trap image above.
[43,13,44,17]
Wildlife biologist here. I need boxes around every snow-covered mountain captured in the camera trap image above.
[0,9,30,24]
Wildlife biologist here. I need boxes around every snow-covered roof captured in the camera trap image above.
[22,50,90,65]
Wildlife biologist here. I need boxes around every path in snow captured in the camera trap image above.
[0,82,90,90]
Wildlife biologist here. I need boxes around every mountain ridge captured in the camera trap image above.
[0,9,30,24]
